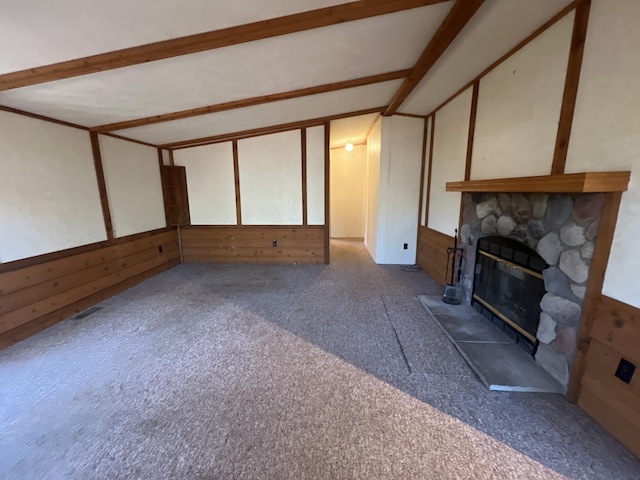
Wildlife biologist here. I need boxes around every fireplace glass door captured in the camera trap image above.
[472,236,547,355]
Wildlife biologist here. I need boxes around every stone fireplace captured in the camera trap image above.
[457,191,604,389]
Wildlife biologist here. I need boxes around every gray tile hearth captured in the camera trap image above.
[418,295,565,393]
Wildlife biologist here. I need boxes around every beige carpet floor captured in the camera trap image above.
[1,240,638,479]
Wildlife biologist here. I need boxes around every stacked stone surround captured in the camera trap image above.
[458,191,604,391]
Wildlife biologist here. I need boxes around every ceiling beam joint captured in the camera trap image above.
[384,0,485,116]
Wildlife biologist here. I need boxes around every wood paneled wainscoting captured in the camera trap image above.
[181,225,326,264]
[0,228,180,349]
[417,226,453,287]
[578,295,640,457]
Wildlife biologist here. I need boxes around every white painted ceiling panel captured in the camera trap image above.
[0,4,452,127]
[114,81,403,145]
[330,113,380,148]
[0,0,352,74]
[399,0,575,115]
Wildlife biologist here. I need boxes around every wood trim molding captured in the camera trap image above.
[92,70,410,133]
[164,106,386,150]
[0,0,447,91]
[393,112,429,119]
[464,80,479,182]
[446,171,630,193]
[424,114,436,227]
[459,80,479,230]
[168,150,175,167]
[324,122,331,265]
[90,132,114,240]
[552,0,591,174]
[156,147,165,169]
[232,140,242,225]
[301,129,308,226]
[0,104,88,131]
[567,191,622,401]
[428,0,580,117]
[417,118,428,227]
[384,0,485,115]
[101,132,159,148]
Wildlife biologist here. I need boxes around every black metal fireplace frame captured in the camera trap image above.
[471,236,548,356]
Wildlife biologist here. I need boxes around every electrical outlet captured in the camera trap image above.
[272,240,278,247]
[403,243,408,250]
[615,358,636,384]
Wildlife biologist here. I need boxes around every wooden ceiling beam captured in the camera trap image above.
[384,0,485,115]
[0,0,448,92]
[91,69,410,133]
[163,106,386,150]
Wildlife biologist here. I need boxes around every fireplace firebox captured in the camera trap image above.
[472,236,548,356]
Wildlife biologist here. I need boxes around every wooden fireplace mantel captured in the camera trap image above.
[446,171,630,193]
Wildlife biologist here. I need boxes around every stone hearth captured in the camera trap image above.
[458,191,604,390]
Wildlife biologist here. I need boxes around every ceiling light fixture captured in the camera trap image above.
[345,143,354,152]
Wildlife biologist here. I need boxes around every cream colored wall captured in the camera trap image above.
[376,115,424,264]
[330,145,366,238]
[0,111,107,262]
[173,142,237,225]
[237,130,302,225]
[566,0,640,308]
[99,135,166,237]
[306,126,325,226]
[364,117,383,260]
[428,88,473,236]
[420,116,432,226]
[471,12,573,180]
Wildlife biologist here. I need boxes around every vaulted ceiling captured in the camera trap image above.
[0,0,574,149]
